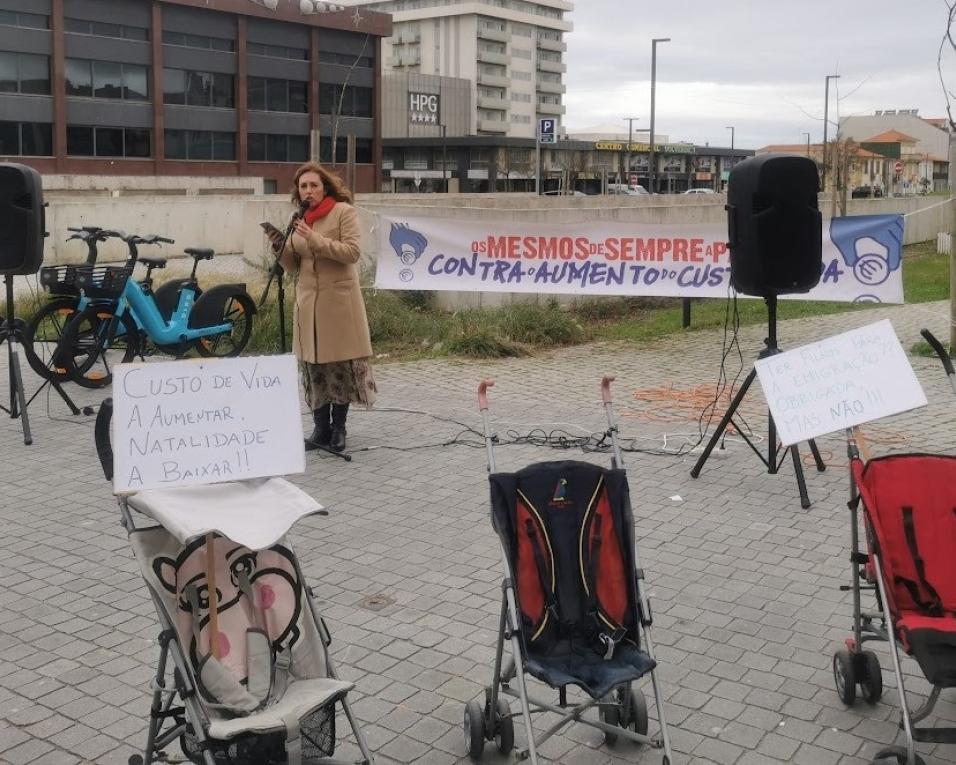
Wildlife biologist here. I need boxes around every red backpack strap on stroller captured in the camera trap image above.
[515,490,557,643]
[896,507,945,617]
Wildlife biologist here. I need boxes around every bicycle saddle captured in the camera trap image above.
[140,257,167,269]
[184,248,214,260]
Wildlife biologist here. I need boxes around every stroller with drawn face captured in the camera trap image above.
[832,329,956,765]
[94,402,375,765]
[463,377,673,763]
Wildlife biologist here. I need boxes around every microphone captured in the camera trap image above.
[292,199,309,221]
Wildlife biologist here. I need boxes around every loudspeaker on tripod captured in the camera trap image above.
[726,153,822,297]
[0,163,44,276]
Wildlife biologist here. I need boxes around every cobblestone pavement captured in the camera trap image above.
[3,299,956,765]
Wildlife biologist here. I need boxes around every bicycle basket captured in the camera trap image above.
[75,265,133,299]
[39,265,79,295]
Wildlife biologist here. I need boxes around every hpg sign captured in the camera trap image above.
[409,92,440,124]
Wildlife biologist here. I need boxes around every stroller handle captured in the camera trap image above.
[601,375,615,404]
[95,398,114,481]
[478,378,495,411]
[920,329,954,376]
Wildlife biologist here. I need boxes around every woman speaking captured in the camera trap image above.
[269,162,376,453]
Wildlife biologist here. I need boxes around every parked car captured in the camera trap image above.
[851,185,884,199]
[607,183,650,196]
[683,187,716,195]
[543,189,587,196]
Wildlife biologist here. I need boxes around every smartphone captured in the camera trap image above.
[260,221,280,236]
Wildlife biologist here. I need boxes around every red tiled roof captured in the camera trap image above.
[863,129,919,143]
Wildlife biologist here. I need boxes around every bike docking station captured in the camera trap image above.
[0,163,80,446]
[690,154,828,508]
[259,201,351,463]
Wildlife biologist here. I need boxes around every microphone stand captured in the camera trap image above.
[258,203,352,463]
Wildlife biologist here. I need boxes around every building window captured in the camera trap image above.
[163,68,233,108]
[64,18,148,40]
[317,51,372,68]
[164,129,235,160]
[247,42,308,61]
[65,59,148,101]
[162,30,234,52]
[248,133,309,162]
[318,84,372,117]
[0,11,49,30]
[319,136,371,164]
[0,52,51,95]
[0,121,52,155]
[67,125,151,157]
[512,48,532,60]
[248,77,307,113]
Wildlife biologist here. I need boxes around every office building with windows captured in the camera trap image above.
[0,0,390,191]
[336,0,571,139]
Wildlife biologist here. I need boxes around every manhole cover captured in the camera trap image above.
[359,593,395,612]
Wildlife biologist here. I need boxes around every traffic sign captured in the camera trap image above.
[538,118,556,144]
[893,160,904,173]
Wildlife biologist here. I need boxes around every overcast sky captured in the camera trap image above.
[564,0,953,149]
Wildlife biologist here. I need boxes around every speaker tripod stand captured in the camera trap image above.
[690,295,825,508]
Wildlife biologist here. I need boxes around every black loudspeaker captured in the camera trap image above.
[0,163,44,275]
[727,153,822,297]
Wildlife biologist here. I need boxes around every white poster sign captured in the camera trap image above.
[374,213,905,304]
[755,319,927,447]
[111,355,304,493]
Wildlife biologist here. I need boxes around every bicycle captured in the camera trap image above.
[57,246,255,388]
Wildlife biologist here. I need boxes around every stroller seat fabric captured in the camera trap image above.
[490,460,655,700]
[130,523,343,763]
[856,454,956,687]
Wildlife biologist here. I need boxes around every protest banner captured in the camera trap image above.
[754,319,927,446]
[111,355,303,493]
[374,214,904,304]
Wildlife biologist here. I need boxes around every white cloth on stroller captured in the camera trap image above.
[127,477,323,549]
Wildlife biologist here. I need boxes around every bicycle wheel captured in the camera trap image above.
[23,297,80,381]
[59,304,138,389]
[195,292,255,358]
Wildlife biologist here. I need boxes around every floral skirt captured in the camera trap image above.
[302,358,377,409]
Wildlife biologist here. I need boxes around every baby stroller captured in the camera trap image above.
[464,377,673,763]
[832,329,956,765]
[93,401,375,765]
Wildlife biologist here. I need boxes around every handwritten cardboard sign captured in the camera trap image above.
[755,319,927,447]
[111,355,304,493]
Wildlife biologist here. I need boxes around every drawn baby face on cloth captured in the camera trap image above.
[153,536,302,680]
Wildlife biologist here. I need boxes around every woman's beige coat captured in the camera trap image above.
[279,203,373,364]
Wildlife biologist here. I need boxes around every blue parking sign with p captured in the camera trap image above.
[538,118,556,144]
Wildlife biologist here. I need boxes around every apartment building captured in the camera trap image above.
[336,0,571,139]
[0,0,391,191]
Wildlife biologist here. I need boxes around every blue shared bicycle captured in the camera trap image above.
[56,244,255,389]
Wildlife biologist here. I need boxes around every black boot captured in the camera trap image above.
[329,403,349,452]
[305,405,331,451]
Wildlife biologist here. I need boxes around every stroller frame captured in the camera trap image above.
[94,403,375,765]
[466,377,673,764]
[834,329,956,765]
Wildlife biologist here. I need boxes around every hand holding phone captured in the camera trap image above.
[260,221,284,252]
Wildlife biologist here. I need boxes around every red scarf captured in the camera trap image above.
[303,196,337,226]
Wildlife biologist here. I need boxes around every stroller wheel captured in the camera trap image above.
[833,649,857,705]
[871,745,926,765]
[599,696,621,746]
[626,686,649,736]
[464,698,486,760]
[494,698,514,754]
[861,651,883,704]
[128,757,143,765]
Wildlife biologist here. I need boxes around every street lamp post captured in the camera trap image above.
[725,125,734,152]
[801,131,810,157]
[649,37,669,194]
[822,74,840,192]
[440,124,448,193]
[624,117,640,188]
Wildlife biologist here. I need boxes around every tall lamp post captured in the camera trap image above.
[822,74,840,193]
[725,125,735,152]
[801,131,811,157]
[649,37,670,194]
[624,116,640,187]
[440,123,448,193]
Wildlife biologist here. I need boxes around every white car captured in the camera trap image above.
[607,184,650,196]
[683,188,716,195]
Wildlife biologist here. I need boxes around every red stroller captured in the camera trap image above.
[833,329,956,765]
[463,377,673,763]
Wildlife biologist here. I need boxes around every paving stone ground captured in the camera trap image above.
[3,299,956,765]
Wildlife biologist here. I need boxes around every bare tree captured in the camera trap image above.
[330,32,371,166]
[939,1,955,130]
